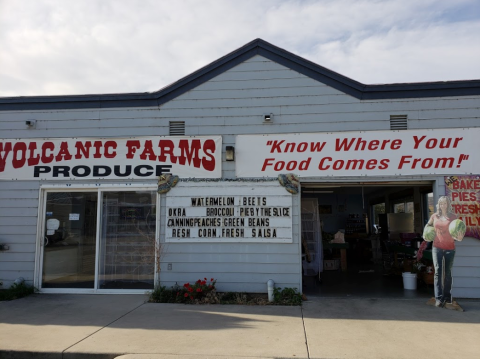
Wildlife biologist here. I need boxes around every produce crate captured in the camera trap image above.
[422,271,434,285]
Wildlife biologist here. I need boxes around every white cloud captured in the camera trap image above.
[0,0,479,96]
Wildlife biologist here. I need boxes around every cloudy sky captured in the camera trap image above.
[1,0,479,97]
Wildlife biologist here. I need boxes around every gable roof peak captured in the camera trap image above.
[1,38,479,111]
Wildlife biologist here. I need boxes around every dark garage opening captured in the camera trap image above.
[301,182,435,299]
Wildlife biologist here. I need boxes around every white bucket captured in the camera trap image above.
[402,272,417,290]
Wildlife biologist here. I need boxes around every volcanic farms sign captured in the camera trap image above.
[0,136,222,180]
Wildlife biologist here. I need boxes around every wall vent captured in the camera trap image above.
[390,115,408,130]
[169,121,185,136]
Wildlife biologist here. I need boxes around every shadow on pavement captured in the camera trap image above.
[1,293,479,331]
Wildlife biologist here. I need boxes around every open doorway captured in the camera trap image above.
[301,182,435,299]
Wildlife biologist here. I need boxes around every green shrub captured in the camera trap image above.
[273,287,302,306]
[148,280,302,306]
[149,285,179,303]
[0,282,36,301]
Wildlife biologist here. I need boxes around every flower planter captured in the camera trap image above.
[402,272,417,290]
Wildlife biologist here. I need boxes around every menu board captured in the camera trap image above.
[165,182,293,243]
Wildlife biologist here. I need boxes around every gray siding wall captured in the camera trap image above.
[453,237,480,299]
[1,55,479,295]
[0,181,39,287]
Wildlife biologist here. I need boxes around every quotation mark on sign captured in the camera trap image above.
[457,154,470,167]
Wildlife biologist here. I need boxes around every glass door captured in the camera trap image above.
[98,191,156,289]
[42,192,98,288]
[40,188,157,291]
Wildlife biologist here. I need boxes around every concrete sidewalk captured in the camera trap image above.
[1,294,480,359]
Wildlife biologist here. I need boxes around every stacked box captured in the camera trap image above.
[324,259,340,271]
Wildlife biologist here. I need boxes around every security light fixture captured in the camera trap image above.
[226,146,235,161]
[25,120,36,128]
